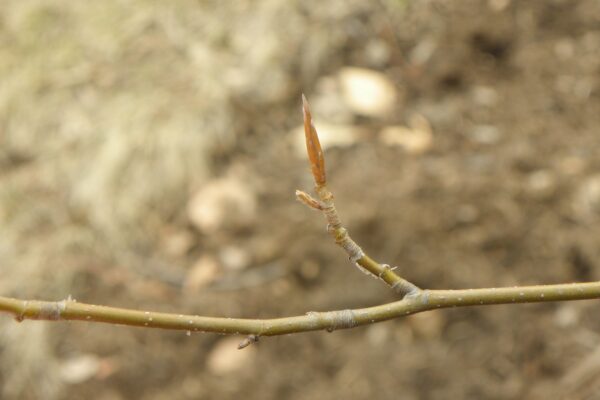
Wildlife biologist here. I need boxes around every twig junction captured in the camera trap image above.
[1,95,599,348]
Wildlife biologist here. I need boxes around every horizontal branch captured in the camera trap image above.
[3,95,598,348]
[2,281,599,338]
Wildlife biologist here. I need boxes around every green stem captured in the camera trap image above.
[2,281,599,337]
[311,184,419,296]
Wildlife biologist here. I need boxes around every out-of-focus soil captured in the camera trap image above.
[1,1,600,399]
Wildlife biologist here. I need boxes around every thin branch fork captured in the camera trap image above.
[1,95,600,348]
[297,94,419,297]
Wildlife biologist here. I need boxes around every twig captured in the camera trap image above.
[297,94,419,297]
[2,282,600,336]
[1,95,600,345]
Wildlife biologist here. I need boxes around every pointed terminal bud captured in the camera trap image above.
[302,94,326,186]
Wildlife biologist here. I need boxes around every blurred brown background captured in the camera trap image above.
[1,0,600,399]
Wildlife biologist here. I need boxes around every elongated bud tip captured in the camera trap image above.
[301,93,312,126]
[301,94,326,186]
[301,93,309,110]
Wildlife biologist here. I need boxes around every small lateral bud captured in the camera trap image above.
[302,94,326,186]
[295,190,323,210]
[238,334,259,349]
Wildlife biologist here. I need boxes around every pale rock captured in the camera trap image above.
[379,114,433,154]
[162,229,195,257]
[527,170,556,197]
[555,39,575,60]
[184,255,220,291]
[311,76,354,123]
[471,86,499,107]
[206,337,256,375]
[338,67,397,117]
[573,175,600,221]
[187,175,256,233]
[488,0,511,12]
[59,354,100,384]
[299,260,320,280]
[365,39,391,66]
[554,305,579,327]
[410,37,437,66]
[218,245,250,271]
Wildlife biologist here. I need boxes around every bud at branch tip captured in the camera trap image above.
[302,94,326,186]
